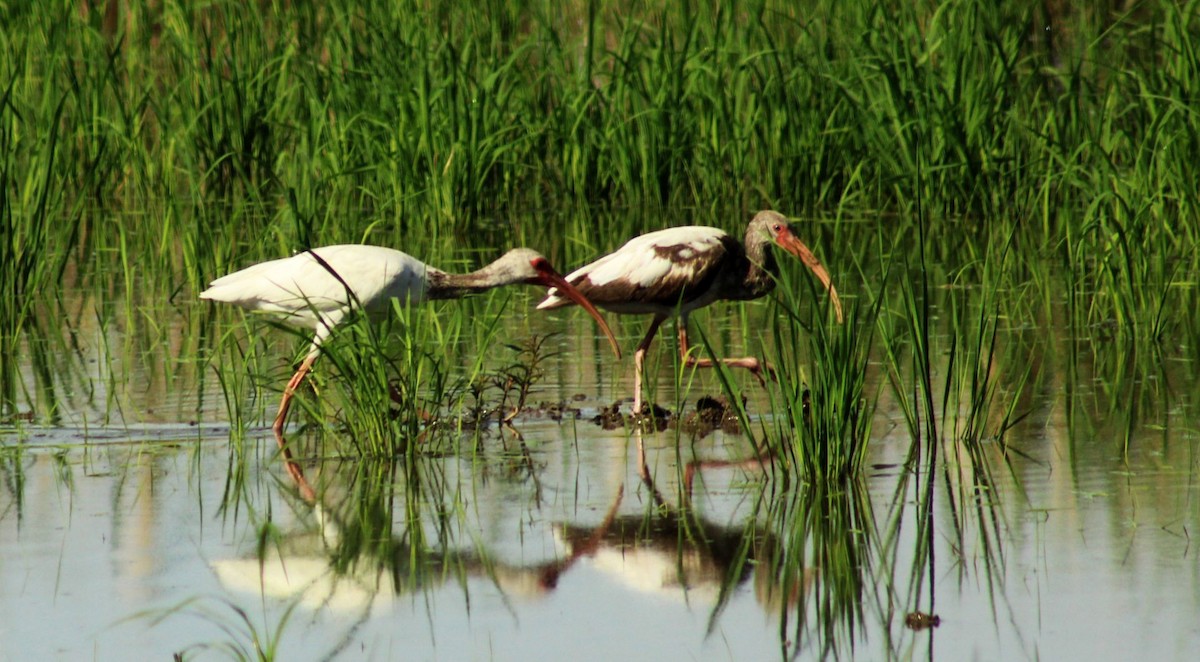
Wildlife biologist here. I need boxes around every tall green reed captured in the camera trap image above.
[3,0,1199,444]
[7,1,1200,224]
[4,1,1198,264]
[762,478,877,659]
[748,253,877,482]
[139,595,298,662]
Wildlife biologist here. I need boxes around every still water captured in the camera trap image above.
[1,284,1199,661]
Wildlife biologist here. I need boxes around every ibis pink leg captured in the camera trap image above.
[281,454,317,503]
[272,354,318,445]
[634,430,650,482]
[676,323,775,384]
[632,314,668,415]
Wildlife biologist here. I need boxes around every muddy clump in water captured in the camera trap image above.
[676,395,743,438]
[593,401,625,429]
[634,402,672,432]
[592,401,671,431]
[539,399,585,421]
[591,396,744,436]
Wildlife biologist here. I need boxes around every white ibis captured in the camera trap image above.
[201,245,621,442]
[537,210,843,413]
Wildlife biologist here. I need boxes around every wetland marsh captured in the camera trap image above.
[3,1,1200,660]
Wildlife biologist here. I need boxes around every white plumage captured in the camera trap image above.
[201,245,432,350]
[574,227,725,289]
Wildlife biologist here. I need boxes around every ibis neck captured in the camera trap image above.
[737,227,779,299]
[427,263,523,300]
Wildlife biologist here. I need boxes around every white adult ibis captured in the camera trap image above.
[201,245,621,442]
[538,210,843,413]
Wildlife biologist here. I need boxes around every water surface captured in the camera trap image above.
[2,267,1199,661]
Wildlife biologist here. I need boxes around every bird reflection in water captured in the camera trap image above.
[216,429,819,628]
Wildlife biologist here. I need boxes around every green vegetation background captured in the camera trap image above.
[6,1,1197,262]
[2,1,1197,452]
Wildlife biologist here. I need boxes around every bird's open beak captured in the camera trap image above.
[776,231,845,324]
[535,267,623,359]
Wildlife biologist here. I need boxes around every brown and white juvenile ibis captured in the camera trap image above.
[201,245,621,441]
[537,210,843,413]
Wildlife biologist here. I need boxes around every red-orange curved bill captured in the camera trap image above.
[538,269,623,359]
[777,232,845,324]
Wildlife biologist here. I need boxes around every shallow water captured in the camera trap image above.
[2,280,1200,661]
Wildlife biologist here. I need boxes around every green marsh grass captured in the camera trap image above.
[873,222,1019,624]
[7,1,1198,228]
[768,289,876,482]
[0,445,27,518]
[762,479,877,659]
[140,594,298,662]
[691,243,877,484]
[210,329,262,461]
[3,0,1199,470]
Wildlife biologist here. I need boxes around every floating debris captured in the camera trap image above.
[905,611,941,630]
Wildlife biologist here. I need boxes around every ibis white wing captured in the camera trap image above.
[200,245,431,330]
[538,226,731,313]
